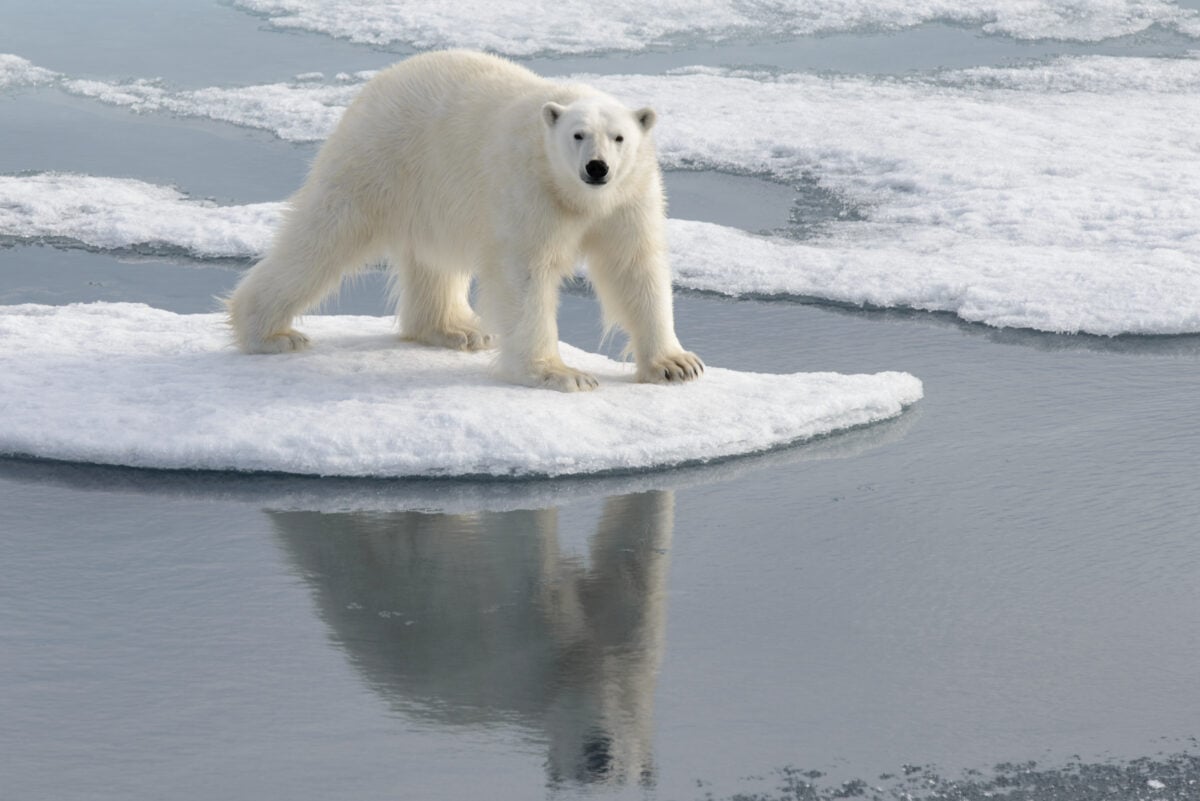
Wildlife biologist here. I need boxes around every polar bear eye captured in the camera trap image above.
[615,135,624,143]
[573,132,584,141]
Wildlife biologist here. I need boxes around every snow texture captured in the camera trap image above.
[5,53,1200,335]
[0,303,922,478]
[229,0,1200,53]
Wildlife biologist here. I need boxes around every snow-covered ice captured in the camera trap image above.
[0,174,280,258]
[0,54,57,89]
[0,56,366,140]
[595,58,1200,334]
[0,303,922,478]
[228,0,1200,54]
[59,75,366,144]
[5,53,1200,335]
[0,405,917,515]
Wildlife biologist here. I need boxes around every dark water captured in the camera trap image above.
[3,4,1200,800]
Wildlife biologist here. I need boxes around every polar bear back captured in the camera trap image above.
[301,50,604,264]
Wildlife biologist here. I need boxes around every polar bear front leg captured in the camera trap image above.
[584,222,703,385]
[484,261,598,392]
[393,257,493,351]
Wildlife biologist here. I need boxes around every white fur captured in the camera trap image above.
[227,50,702,391]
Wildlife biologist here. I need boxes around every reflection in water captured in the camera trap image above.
[271,490,674,788]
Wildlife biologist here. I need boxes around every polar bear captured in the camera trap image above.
[227,50,703,392]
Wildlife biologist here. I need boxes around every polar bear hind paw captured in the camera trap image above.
[638,351,704,384]
[247,329,311,354]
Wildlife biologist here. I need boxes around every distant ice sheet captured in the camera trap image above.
[668,220,1200,336]
[59,75,366,144]
[5,53,1200,335]
[229,0,1200,53]
[601,58,1200,334]
[0,303,922,478]
[0,54,56,89]
[0,174,280,258]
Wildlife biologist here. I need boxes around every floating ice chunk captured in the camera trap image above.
[0,54,57,89]
[1148,779,1167,790]
[228,0,1200,54]
[59,75,361,143]
[0,173,280,258]
[0,303,921,478]
[668,220,1200,336]
[943,53,1200,93]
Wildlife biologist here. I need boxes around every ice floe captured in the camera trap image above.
[0,412,917,514]
[0,174,280,258]
[59,75,367,144]
[5,53,1200,335]
[0,54,57,89]
[228,0,1200,54]
[0,303,921,478]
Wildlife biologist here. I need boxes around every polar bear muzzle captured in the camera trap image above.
[584,160,609,185]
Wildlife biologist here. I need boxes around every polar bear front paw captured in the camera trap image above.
[537,364,599,393]
[638,351,704,384]
[247,329,311,354]
[412,323,494,352]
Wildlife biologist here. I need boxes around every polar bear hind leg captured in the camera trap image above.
[228,190,381,353]
[390,255,492,351]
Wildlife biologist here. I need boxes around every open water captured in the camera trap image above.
[2,3,1199,799]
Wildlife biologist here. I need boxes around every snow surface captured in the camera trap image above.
[229,0,1200,54]
[0,303,922,478]
[6,53,1200,335]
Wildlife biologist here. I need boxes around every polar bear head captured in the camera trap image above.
[541,96,657,191]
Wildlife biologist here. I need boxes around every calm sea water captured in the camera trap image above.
[2,4,1199,800]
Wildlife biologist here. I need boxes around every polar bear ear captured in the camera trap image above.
[635,107,657,132]
[542,102,566,128]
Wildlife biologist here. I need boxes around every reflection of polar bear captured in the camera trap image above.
[271,491,674,786]
[228,50,702,391]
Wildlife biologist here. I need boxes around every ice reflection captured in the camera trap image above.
[271,491,674,788]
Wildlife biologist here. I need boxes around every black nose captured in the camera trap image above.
[585,160,609,179]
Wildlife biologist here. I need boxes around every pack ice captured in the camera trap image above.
[227,0,1200,54]
[3,52,1198,336]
